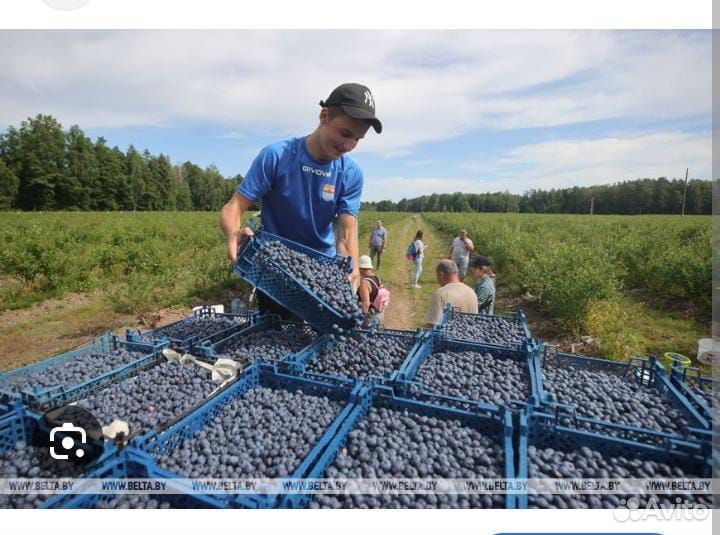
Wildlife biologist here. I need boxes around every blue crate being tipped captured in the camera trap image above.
[669,362,717,428]
[133,362,362,508]
[287,326,427,383]
[126,305,259,353]
[0,333,167,412]
[42,448,230,509]
[534,345,709,445]
[194,313,318,366]
[516,406,712,509]
[234,230,361,334]
[435,304,533,352]
[297,382,516,509]
[394,330,540,412]
[1,405,117,509]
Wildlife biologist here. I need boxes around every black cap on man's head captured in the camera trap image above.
[320,83,382,134]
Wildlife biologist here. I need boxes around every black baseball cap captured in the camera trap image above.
[320,83,382,134]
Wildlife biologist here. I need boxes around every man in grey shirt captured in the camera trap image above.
[448,229,474,280]
[368,219,388,269]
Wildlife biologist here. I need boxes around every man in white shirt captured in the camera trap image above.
[448,229,475,280]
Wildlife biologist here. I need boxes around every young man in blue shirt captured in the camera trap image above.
[220,83,382,314]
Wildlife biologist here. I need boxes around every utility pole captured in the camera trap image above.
[681,167,689,216]
[590,196,594,215]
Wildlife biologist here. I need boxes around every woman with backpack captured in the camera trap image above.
[409,229,428,289]
[357,255,390,328]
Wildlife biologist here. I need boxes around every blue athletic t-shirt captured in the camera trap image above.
[237,137,363,255]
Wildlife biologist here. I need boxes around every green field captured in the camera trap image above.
[0,211,712,371]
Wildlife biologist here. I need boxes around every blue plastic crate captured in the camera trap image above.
[133,362,363,508]
[435,304,533,352]
[288,327,427,383]
[126,306,259,353]
[194,313,317,365]
[535,345,709,444]
[41,448,230,509]
[516,407,712,509]
[297,382,516,509]
[0,333,167,412]
[234,229,359,334]
[395,330,540,411]
[669,363,717,428]
[1,405,117,509]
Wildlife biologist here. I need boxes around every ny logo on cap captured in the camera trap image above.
[364,90,375,109]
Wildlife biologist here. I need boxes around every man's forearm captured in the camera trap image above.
[336,215,360,283]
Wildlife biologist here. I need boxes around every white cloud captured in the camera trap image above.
[365,130,711,201]
[464,130,711,193]
[0,30,710,159]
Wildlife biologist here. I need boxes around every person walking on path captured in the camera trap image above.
[368,219,388,269]
[471,255,496,315]
[425,259,478,327]
[411,229,428,289]
[219,82,382,318]
[357,255,387,328]
[448,229,474,280]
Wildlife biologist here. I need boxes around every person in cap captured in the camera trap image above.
[368,219,388,269]
[448,229,474,280]
[425,259,478,327]
[471,255,496,315]
[356,255,387,328]
[220,83,382,316]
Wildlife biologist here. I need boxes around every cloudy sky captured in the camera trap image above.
[0,30,711,201]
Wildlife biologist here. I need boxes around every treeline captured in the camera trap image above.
[362,178,712,215]
[0,114,240,211]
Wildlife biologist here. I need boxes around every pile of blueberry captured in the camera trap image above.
[77,360,220,435]
[305,332,414,379]
[527,442,712,508]
[216,324,316,363]
[259,240,363,323]
[542,364,688,435]
[444,314,526,346]
[413,350,531,407]
[145,316,248,344]
[4,349,146,395]
[156,387,343,481]
[311,407,506,508]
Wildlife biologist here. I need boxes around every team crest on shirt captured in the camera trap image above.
[321,183,335,202]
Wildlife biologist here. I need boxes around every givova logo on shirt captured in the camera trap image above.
[302,165,331,178]
[322,183,335,201]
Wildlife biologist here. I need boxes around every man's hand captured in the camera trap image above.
[226,226,255,263]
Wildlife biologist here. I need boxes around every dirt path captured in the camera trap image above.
[371,215,451,330]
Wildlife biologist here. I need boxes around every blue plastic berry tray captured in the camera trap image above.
[395,330,540,411]
[126,306,259,353]
[534,345,709,444]
[0,404,118,509]
[132,362,363,508]
[435,304,533,352]
[0,333,168,412]
[669,362,717,428]
[298,382,516,509]
[287,327,427,383]
[234,229,359,334]
[194,313,317,364]
[516,406,712,509]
